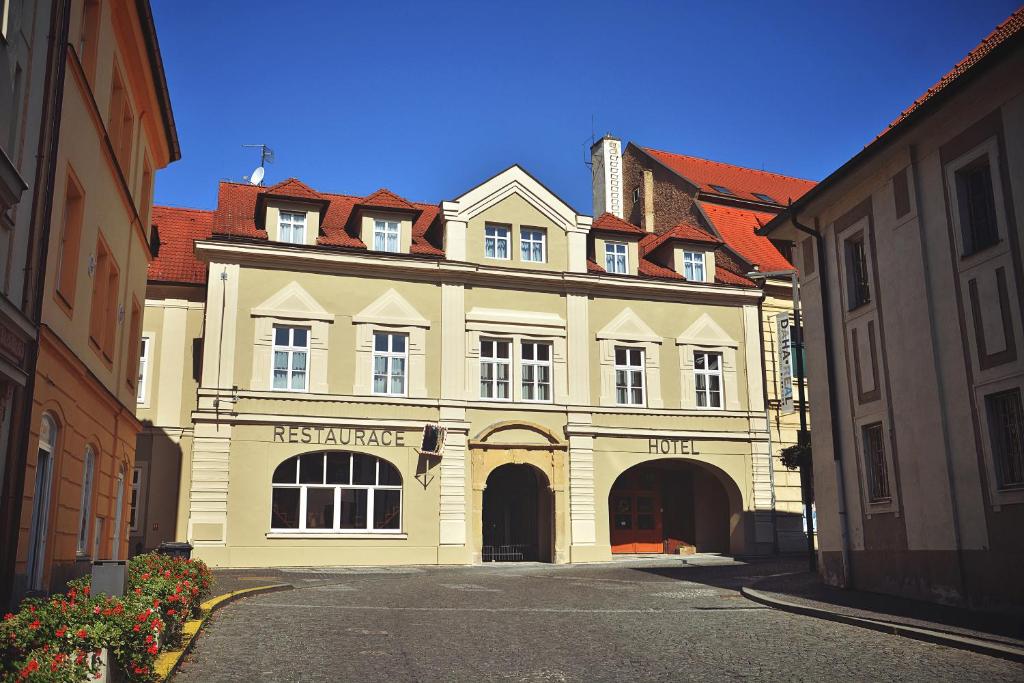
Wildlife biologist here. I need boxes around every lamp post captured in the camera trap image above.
[747,268,815,571]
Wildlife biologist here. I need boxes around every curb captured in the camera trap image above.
[154,583,292,680]
[741,586,1024,664]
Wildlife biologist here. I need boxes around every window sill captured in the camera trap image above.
[266,532,408,540]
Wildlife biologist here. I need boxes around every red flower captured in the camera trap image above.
[56,626,67,637]
[145,634,154,644]
[167,609,177,615]
[77,628,88,638]
[2,613,12,620]
[28,619,40,630]
[147,644,158,655]
[93,605,101,614]
[153,599,160,608]
[132,624,141,632]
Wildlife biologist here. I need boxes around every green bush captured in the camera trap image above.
[1,553,212,682]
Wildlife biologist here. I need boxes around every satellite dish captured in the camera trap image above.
[249,166,265,186]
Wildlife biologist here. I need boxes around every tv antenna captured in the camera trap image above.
[242,144,274,185]
[582,114,596,170]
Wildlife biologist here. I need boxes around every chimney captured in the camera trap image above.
[591,134,622,219]
[642,169,655,232]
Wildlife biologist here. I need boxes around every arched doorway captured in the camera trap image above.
[609,459,738,555]
[482,464,552,562]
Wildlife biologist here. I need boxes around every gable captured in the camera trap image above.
[596,307,661,343]
[446,165,581,232]
[677,313,738,347]
[251,281,333,321]
[352,288,430,328]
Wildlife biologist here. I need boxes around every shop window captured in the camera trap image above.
[373,219,400,253]
[270,452,402,533]
[272,326,309,391]
[484,225,510,260]
[372,332,407,396]
[520,228,546,263]
[605,241,628,274]
[682,251,705,282]
[279,211,306,245]
[614,346,645,406]
[77,446,96,556]
[986,388,1024,490]
[480,339,511,400]
[862,423,890,502]
[693,351,723,409]
[521,341,552,402]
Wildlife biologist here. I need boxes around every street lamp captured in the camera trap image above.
[747,268,816,571]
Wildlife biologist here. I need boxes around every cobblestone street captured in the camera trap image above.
[173,559,1023,682]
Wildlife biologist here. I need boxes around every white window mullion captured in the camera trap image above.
[298,486,308,531]
[366,485,375,531]
[333,487,341,531]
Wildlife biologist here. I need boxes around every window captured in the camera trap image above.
[136,335,150,403]
[88,236,119,362]
[693,351,723,409]
[373,219,400,253]
[480,339,511,400]
[77,447,95,555]
[632,187,641,203]
[709,184,734,196]
[126,298,142,393]
[605,241,628,274]
[752,192,776,204]
[614,347,644,405]
[986,389,1023,490]
[279,211,306,245]
[484,225,510,260]
[955,157,999,255]
[372,332,407,396]
[139,156,154,225]
[845,235,870,309]
[272,326,309,391]
[56,171,85,308]
[129,466,143,533]
[78,0,100,86]
[770,239,794,265]
[521,228,546,263]
[862,423,890,502]
[107,68,134,175]
[28,415,57,589]
[682,251,705,282]
[521,341,552,402]
[270,452,402,533]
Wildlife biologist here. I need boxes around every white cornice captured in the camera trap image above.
[194,241,761,305]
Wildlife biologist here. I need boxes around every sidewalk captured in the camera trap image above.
[743,571,1024,661]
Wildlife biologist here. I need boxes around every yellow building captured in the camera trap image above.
[138,166,785,567]
[14,0,178,596]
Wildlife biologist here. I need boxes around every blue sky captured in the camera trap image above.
[151,0,1019,213]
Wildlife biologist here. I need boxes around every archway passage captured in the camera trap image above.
[482,464,552,562]
[609,460,732,554]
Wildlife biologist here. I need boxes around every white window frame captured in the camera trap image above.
[270,453,403,534]
[480,338,512,400]
[605,241,628,274]
[484,225,510,260]
[372,331,408,396]
[614,346,645,406]
[136,335,150,404]
[271,325,310,392]
[520,228,546,263]
[520,340,553,403]
[129,465,145,533]
[279,211,306,245]
[693,350,723,409]
[373,219,400,253]
[77,446,95,555]
[682,251,706,282]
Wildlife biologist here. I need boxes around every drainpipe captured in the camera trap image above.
[908,146,968,602]
[790,209,853,588]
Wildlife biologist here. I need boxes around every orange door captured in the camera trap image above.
[610,490,663,553]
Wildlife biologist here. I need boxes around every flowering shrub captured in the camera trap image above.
[1,553,212,682]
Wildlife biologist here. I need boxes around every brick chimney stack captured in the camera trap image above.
[590,135,623,219]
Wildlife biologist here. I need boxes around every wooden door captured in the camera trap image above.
[610,470,663,553]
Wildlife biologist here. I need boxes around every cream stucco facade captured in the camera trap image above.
[138,166,786,568]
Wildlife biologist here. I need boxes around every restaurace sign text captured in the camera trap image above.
[272,426,407,447]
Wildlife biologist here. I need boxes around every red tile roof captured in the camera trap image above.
[149,206,214,284]
[878,6,1024,140]
[637,256,683,280]
[641,147,816,205]
[263,177,323,201]
[698,201,792,271]
[592,212,644,234]
[361,188,418,212]
[639,222,721,259]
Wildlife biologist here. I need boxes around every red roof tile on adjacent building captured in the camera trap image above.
[642,147,816,205]
[878,6,1024,140]
[149,206,214,284]
[639,222,720,258]
[592,212,644,234]
[698,201,792,271]
[587,259,606,273]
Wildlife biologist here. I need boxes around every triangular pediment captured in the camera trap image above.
[251,281,333,322]
[352,288,430,328]
[677,313,738,347]
[444,165,582,232]
[596,307,661,343]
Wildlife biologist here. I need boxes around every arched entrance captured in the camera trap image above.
[482,464,552,562]
[609,459,739,555]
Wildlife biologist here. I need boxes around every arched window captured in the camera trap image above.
[77,446,96,555]
[271,452,402,533]
[28,414,58,589]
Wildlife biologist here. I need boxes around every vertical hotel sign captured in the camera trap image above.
[777,313,794,415]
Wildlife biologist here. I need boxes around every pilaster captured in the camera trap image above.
[568,412,596,546]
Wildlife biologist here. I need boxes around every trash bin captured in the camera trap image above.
[157,541,194,559]
[91,560,128,597]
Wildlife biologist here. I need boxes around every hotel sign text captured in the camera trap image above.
[648,438,701,455]
[272,426,407,447]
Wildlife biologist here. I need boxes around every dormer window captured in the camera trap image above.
[485,225,510,260]
[682,251,706,282]
[521,228,546,263]
[374,219,400,253]
[279,211,306,244]
[605,242,628,274]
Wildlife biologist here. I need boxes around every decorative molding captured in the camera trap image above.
[250,281,333,393]
[596,307,661,343]
[251,281,335,322]
[353,288,430,328]
[352,289,429,398]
